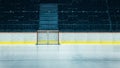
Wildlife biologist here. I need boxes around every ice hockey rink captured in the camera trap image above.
[0,33,120,68]
[0,0,120,68]
[0,45,120,68]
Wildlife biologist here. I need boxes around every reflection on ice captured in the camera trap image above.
[0,45,120,68]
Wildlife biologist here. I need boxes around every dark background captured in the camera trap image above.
[0,0,120,32]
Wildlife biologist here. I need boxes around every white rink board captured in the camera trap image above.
[0,33,37,44]
[0,32,120,44]
[59,33,120,42]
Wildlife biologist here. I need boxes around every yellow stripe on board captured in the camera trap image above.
[0,41,36,45]
[1,41,120,45]
[60,41,120,45]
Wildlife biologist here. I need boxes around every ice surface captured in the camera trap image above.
[0,45,120,68]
